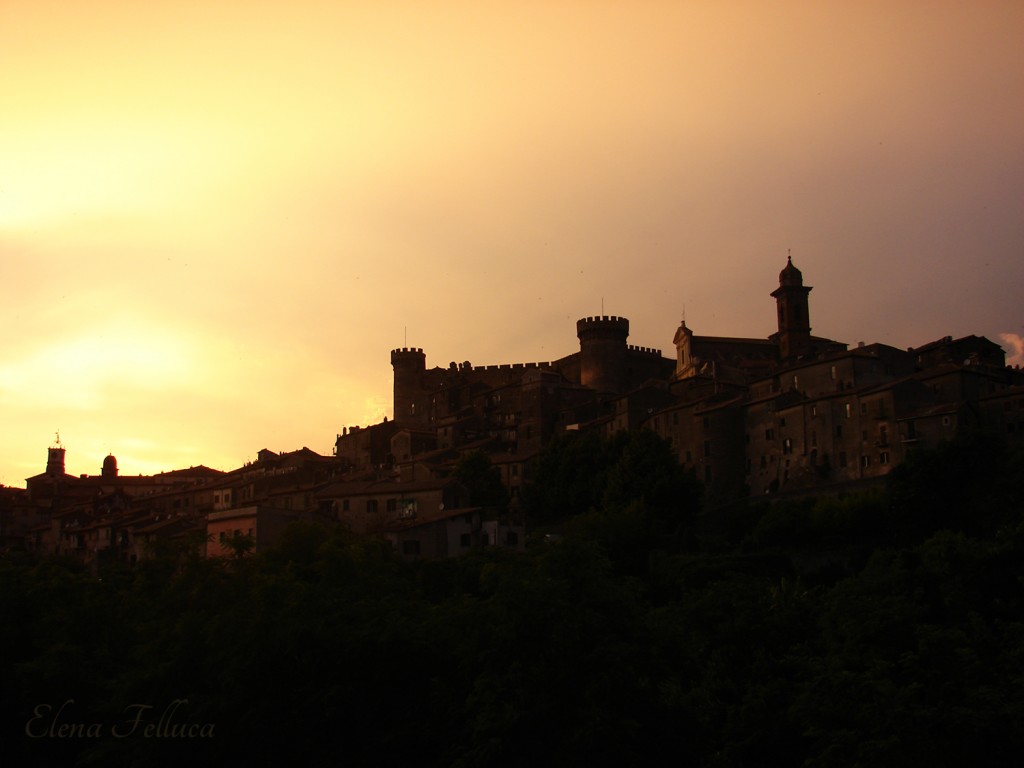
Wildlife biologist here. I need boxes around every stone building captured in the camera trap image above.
[361,255,1023,513]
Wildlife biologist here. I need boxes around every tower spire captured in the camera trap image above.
[771,254,812,359]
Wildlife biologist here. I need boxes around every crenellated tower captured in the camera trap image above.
[390,347,428,425]
[770,256,812,360]
[576,315,630,394]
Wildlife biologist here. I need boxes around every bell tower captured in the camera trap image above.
[46,433,66,478]
[770,255,812,360]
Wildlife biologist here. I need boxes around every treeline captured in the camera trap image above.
[3,432,1024,766]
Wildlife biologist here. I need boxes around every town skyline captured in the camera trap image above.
[3,0,1023,483]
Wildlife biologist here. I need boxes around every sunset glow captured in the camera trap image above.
[2,0,1022,483]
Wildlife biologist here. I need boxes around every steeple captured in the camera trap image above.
[770,254,812,359]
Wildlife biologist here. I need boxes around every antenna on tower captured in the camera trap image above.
[601,297,604,315]
[404,326,407,347]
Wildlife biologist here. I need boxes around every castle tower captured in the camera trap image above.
[390,347,427,425]
[576,315,630,394]
[770,256,812,360]
[102,454,118,479]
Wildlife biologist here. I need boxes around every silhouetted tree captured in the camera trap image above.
[452,450,509,512]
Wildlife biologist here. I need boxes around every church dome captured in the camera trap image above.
[102,454,118,478]
[779,255,803,287]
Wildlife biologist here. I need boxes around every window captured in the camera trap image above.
[783,438,793,455]
[860,402,868,416]
[845,403,852,419]
[366,499,378,513]
[830,365,837,381]
[704,440,712,457]
[861,455,870,468]
[386,498,397,513]
[342,499,350,512]
[880,452,890,465]
[879,425,888,445]
[839,452,848,468]
[780,417,787,427]
[792,375,799,390]
[765,428,775,440]
[811,431,817,448]
[811,404,818,417]
[836,425,843,438]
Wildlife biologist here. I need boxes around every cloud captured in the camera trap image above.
[999,333,1024,367]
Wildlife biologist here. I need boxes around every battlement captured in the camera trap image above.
[476,361,554,372]
[391,347,425,364]
[627,345,662,356]
[577,315,630,335]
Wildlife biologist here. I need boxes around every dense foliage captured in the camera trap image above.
[4,432,1023,766]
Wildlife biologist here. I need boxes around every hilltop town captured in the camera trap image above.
[3,257,1023,563]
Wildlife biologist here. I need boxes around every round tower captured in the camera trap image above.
[576,315,630,394]
[102,454,118,479]
[390,347,427,424]
[770,255,812,359]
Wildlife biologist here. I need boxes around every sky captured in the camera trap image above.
[2,0,1022,484]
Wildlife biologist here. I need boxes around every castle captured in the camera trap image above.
[335,255,1024,511]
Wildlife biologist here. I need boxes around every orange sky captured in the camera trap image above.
[2,0,1023,483]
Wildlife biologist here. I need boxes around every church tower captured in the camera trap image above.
[673,319,696,379]
[46,434,66,478]
[770,255,812,360]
